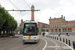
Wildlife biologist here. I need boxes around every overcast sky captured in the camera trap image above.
[0,0,75,26]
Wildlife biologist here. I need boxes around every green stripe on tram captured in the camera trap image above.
[25,24,29,26]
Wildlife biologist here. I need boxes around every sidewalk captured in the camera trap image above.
[12,34,21,38]
[46,35,75,49]
[48,35,75,41]
[0,34,21,39]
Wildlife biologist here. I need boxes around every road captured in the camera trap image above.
[0,35,72,50]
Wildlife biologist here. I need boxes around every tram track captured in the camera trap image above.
[0,37,14,44]
[0,36,21,48]
[3,36,22,50]
[0,35,21,44]
[22,44,33,50]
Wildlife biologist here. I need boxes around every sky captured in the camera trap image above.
[0,0,75,26]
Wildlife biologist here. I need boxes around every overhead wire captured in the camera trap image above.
[9,0,23,19]
[23,0,31,9]
[9,0,19,10]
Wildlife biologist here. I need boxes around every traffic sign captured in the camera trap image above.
[41,29,42,31]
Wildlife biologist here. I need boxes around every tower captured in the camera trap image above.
[31,5,34,21]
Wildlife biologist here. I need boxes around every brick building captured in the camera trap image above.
[20,19,24,27]
[38,22,49,32]
[49,15,75,32]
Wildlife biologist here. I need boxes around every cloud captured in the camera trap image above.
[0,0,75,26]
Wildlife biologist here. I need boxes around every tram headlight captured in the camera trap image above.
[24,37,26,38]
[34,37,36,38]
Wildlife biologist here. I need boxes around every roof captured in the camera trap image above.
[49,17,65,20]
[24,20,37,23]
[38,22,49,25]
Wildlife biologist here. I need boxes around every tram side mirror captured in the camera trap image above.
[36,28,39,33]
[23,28,24,33]
[36,28,38,30]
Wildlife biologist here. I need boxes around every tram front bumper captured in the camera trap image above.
[23,39,39,43]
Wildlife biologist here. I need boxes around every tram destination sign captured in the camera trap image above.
[25,24,35,27]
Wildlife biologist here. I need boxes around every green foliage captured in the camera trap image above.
[0,5,17,31]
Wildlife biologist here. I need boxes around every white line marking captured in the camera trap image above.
[41,38,47,50]
[47,46,60,48]
[45,37,58,46]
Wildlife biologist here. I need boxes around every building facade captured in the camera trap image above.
[49,15,75,32]
[38,22,49,32]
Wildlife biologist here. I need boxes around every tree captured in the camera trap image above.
[0,4,17,36]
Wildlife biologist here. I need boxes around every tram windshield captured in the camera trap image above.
[23,23,38,35]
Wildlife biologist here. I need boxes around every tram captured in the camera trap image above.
[23,20,39,44]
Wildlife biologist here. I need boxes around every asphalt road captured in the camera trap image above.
[0,35,72,50]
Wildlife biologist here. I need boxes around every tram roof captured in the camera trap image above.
[24,20,37,23]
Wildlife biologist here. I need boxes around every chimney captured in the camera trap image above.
[64,16,65,19]
[61,15,63,19]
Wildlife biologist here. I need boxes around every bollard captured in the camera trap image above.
[57,37,58,40]
[55,37,56,39]
[69,40,71,46]
[60,37,61,41]
[73,41,75,49]
[53,36,54,39]
[66,39,68,44]
[63,38,64,42]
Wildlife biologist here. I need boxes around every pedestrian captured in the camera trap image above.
[1,31,3,35]
[44,32,46,37]
[41,32,42,37]
[58,32,60,36]
[1,31,3,37]
[18,30,20,35]
[66,33,69,36]
[43,32,45,36]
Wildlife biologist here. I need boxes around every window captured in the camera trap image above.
[45,25,47,28]
[70,23,71,26]
[46,29,49,32]
[62,24,63,27]
[67,23,68,27]
[43,25,45,28]
[55,24,56,27]
[65,24,66,27]
[53,20,57,22]
[57,24,58,27]
[63,29,66,32]
[55,29,57,32]
[68,23,69,26]
[73,23,74,26]
[59,24,61,27]
[24,23,37,35]
[53,25,54,28]
[59,20,60,22]
[51,29,53,32]
[68,28,72,32]
[59,29,61,32]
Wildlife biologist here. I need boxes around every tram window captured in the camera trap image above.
[23,23,38,35]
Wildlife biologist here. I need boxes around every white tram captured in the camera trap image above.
[23,20,39,43]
